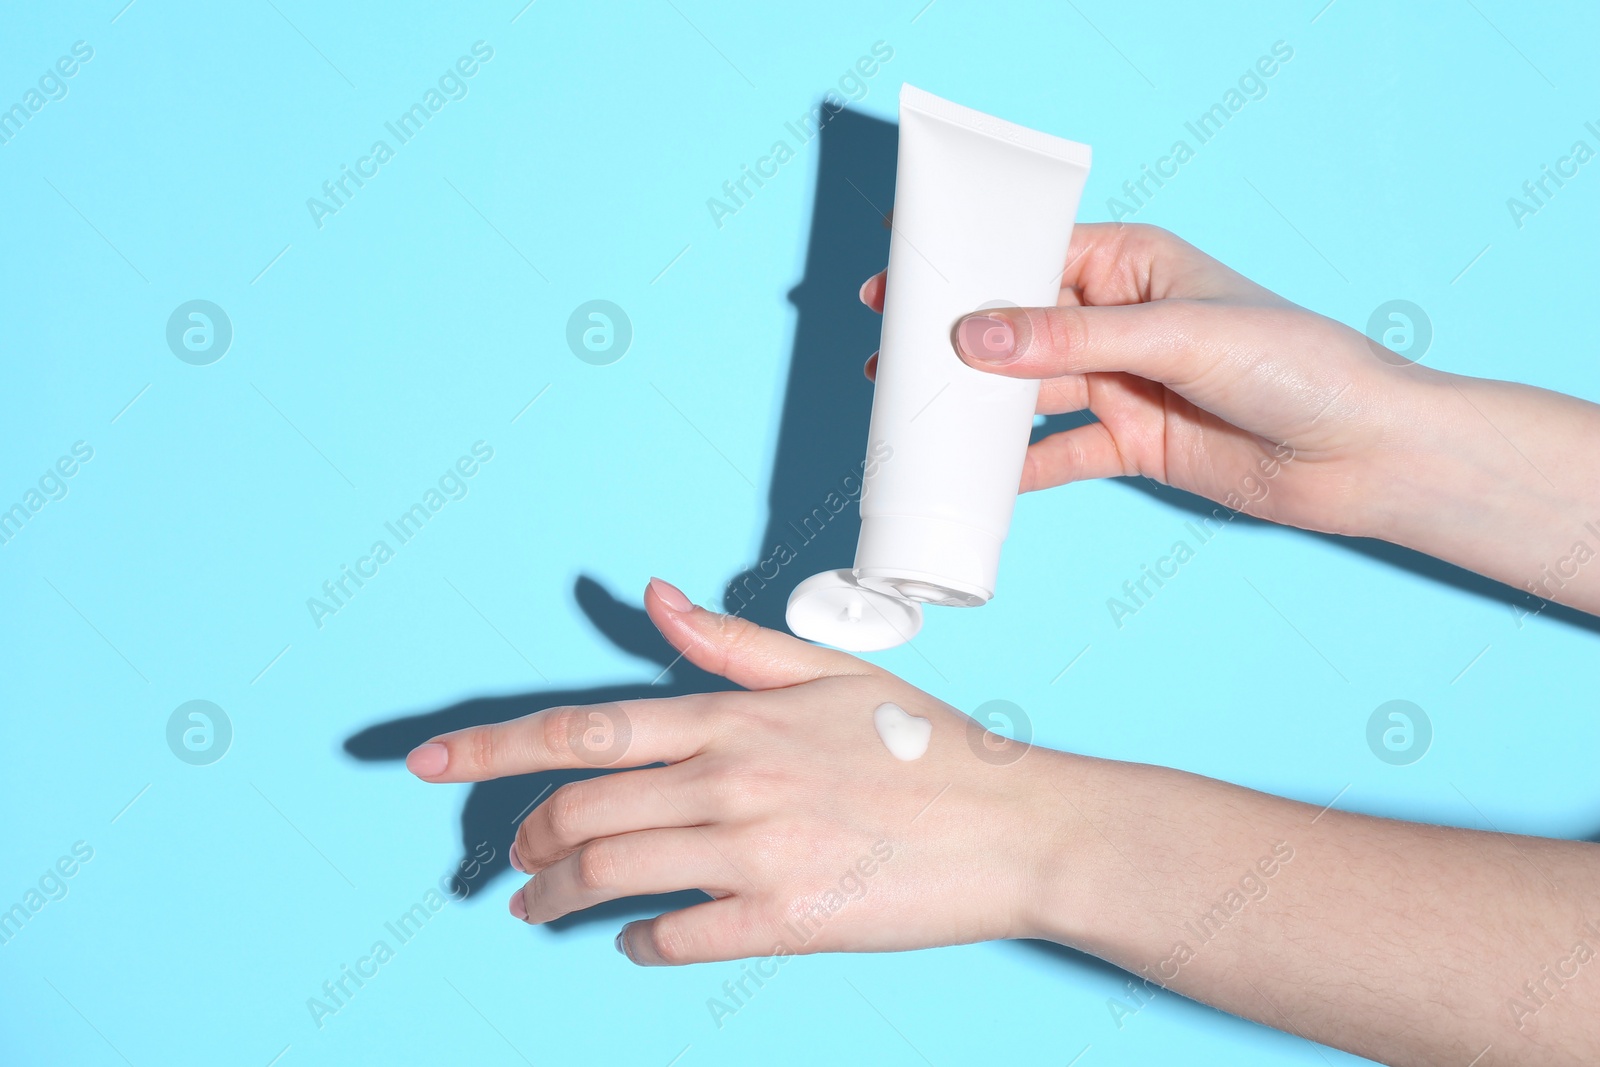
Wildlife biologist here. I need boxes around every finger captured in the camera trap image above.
[858,271,886,313]
[1035,374,1088,414]
[1057,222,1261,305]
[514,765,709,872]
[511,828,742,925]
[405,692,723,782]
[953,300,1230,392]
[645,577,868,690]
[1021,422,1132,492]
[863,352,878,381]
[618,896,768,966]
[1029,282,1088,414]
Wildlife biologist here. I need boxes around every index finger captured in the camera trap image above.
[404,693,728,782]
[1057,222,1261,306]
[865,226,1255,318]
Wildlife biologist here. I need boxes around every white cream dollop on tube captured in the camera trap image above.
[873,702,932,761]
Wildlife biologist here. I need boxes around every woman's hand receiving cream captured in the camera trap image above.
[404,578,1068,965]
[402,578,1600,1065]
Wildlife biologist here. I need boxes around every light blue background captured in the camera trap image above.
[3,1,1597,1064]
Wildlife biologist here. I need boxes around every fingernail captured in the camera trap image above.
[858,277,873,305]
[509,887,528,922]
[649,577,693,613]
[956,314,1016,363]
[405,742,448,778]
[614,929,630,958]
[509,842,525,874]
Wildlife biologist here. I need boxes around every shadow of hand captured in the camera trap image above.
[343,575,734,924]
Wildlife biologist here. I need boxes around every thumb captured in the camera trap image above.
[643,578,867,690]
[953,300,1225,390]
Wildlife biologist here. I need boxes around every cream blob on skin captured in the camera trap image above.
[873,702,932,761]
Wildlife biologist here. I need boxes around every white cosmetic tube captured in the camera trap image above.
[787,84,1091,651]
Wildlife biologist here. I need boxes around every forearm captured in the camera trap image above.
[1371,370,1600,615]
[1028,753,1600,1066]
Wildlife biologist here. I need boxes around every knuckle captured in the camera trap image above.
[513,818,539,865]
[574,841,620,892]
[1118,221,1177,263]
[544,783,589,841]
[735,825,785,878]
[1036,305,1087,364]
[724,612,764,649]
[466,726,499,775]
[523,870,548,915]
[539,706,581,758]
[708,694,760,738]
[1157,297,1207,336]
[780,891,825,929]
[1140,299,1213,368]
[1125,221,1172,248]
[708,613,759,671]
[648,915,694,965]
[710,766,763,810]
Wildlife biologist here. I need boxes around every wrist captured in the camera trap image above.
[1011,751,1136,949]
[1342,364,1469,546]
[1361,369,1600,606]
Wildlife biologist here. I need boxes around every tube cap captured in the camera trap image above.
[785,570,924,652]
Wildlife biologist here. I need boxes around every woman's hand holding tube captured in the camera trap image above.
[863,222,1600,613]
